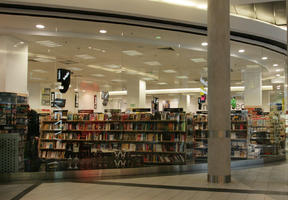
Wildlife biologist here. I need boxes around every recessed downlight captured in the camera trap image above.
[201,42,208,46]
[273,64,279,67]
[261,57,268,60]
[157,82,168,85]
[238,49,245,53]
[276,74,281,77]
[99,29,107,34]
[155,36,161,39]
[276,69,281,72]
[36,24,45,29]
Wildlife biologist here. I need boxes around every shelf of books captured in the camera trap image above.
[248,111,286,159]
[0,93,28,172]
[39,111,187,168]
[191,111,248,163]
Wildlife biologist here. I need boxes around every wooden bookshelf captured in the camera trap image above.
[39,112,187,166]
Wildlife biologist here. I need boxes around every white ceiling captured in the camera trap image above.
[0,14,286,94]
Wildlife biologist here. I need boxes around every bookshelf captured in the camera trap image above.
[191,111,248,162]
[0,93,28,172]
[248,112,286,159]
[39,112,187,167]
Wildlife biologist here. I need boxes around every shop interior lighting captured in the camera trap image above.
[75,54,95,59]
[149,0,207,10]
[68,67,83,71]
[105,64,121,69]
[144,61,161,66]
[91,74,105,77]
[238,49,245,53]
[261,57,268,60]
[276,74,281,77]
[176,75,189,79]
[201,42,208,46]
[99,30,107,34]
[111,79,126,82]
[276,69,281,72]
[108,85,273,96]
[191,58,207,63]
[36,40,62,47]
[157,82,168,85]
[273,64,279,67]
[155,36,161,39]
[163,69,177,73]
[142,77,154,81]
[122,50,143,56]
[36,24,45,29]
[32,69,48,73]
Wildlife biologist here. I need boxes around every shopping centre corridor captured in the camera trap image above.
[1,160,287,200]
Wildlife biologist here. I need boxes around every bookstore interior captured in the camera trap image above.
[0,14,287,174]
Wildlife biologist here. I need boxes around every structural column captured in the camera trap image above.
[127,80,146,108]
[0,35,28,94]
[207,0,231,183]
[243,66,262,107]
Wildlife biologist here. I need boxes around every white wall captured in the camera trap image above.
[0,35,28,94]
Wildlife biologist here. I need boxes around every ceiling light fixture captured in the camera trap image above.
[36,40,62,47]
[238,49,245,53]
[142,77,154,81]
[276,74,281,77]
[276,69,281,72]
[163,69,177,73]
[36,24,45,29]
[91,74,105,77]
[122,50,143,56]
[155,36,161,39]
[144,61,161,66]
[191,58,207,63]
[157,82,168,85]
[273,64,279,67]
[75,54,95,59]
[176,75,188,79]
[201,42,208,46]
[99,29,107,34]
[261,57,268,60]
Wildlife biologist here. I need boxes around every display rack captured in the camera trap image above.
[191,111,248,162]
[0,92,28,172]
[39,111,186,168]
[248,112,285,159]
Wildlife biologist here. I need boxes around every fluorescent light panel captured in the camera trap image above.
[122,50,143,56]
[36,40,62,47]
[144,61,161,66]
[191,58,206,63]
[163,69,177,73]
[75,54,95,59]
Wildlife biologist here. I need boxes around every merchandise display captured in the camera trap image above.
[39,111,187,170]
[191,111,248,162]
[0,92,29,172]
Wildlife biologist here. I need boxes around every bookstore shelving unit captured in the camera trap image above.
[0,93,28,172]
[247,111,286,159]
[191,111,248,163]
[39,111,187,168]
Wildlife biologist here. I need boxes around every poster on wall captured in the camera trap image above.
[94,95,97,109]
[41,88,51,106]
[75,92,79,108]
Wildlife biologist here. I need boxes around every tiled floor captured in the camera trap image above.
[1,160,288,200]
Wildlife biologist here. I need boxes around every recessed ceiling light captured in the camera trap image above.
[191,58,207,63]
[36,24,45,29]
[36,40,62,47]
[155,36,161,39]
[276,74,281,77]
[19,41,24,45]
[75,54,95,59]
[157,82,168,85]
[74,88,79,92]
[201,42,208,46]
[262,57,268,60]
[163,69,177,73]
[91,74,105,77]
[144,61,161,66]
[273,64,279,67]
[176,75,188,79]
[82,90,86,92]
[68,67,83,71]
[112,79,125,82]
[88,46,92,49]
[106,64,121,69]
[238,49,245,53]
[142,77,154,81]
[276,69,281,72]
[32,69,48,73]
[122,50,143,56]
[99,29,107,34]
